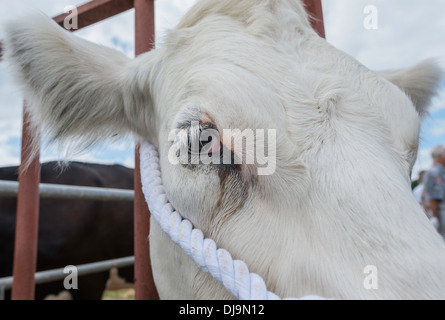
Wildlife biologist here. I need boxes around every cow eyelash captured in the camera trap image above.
[187,123,221,156]
[174,121,238,172]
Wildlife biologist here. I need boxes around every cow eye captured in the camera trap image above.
[187,124,221,157]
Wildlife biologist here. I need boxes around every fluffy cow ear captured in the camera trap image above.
[380,59,443,117]
[3,13,153,154]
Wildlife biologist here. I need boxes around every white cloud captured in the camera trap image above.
[430,85,445,113]
[0,145,21,166]
[0,69,23,135]
[37,135,136,167]
[156,0,197,31]
[323,0,445,70]
[75,10,136,57]
[426,119,445,138]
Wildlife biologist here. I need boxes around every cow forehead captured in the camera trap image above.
[155,14,416,150]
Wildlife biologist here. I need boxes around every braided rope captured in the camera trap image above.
[139,141,326,300]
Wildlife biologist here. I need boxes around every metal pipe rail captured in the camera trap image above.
[0,256,135,300]
[0,180,134,201]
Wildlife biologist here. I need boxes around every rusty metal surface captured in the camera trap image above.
[53,0,134,31]
[11,109,41,300]
[133,1,158,301]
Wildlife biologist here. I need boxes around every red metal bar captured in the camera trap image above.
[11,108,41,300]
[303,0,325,38]
[53,0,134,30]
[134,0,159,300]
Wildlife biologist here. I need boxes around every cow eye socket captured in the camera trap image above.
[187,124,221,156]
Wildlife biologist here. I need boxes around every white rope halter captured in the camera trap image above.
[139,141,326,300]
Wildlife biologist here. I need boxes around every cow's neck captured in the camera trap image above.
[212,145,445,298]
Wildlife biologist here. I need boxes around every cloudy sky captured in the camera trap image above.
[0,0,444,180]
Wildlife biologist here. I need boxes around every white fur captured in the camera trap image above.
[4,0,445,299]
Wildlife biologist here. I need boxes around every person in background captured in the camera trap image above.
[422,145,445,234]
[413,170,426,205]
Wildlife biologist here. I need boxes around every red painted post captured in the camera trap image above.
[53,0,134,30]
[11,108,41,300]
[133,0,159,300]
[303,0,325,38]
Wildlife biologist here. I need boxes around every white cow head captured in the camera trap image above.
[4,0,445,299]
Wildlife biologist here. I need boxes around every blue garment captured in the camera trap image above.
[423,164,445,202]
[422,164,445,235]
